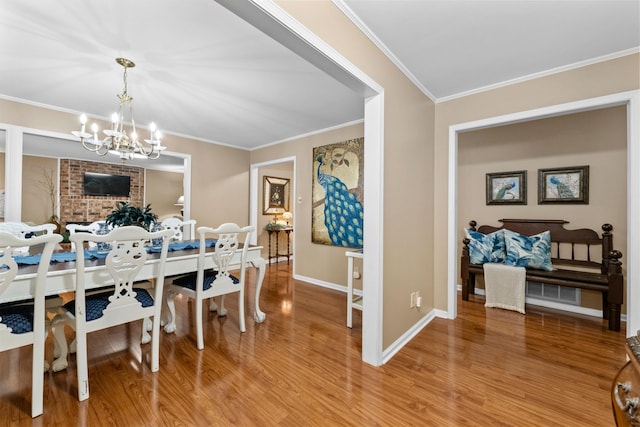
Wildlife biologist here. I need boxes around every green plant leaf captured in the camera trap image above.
[106,202,157,230]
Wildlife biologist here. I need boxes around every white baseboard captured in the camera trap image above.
[293,273,346,293]
[292,276,440,363]
[456,284,627,322]
[433,308,451,319]
[382,309,437,364]
[267,255,294,264]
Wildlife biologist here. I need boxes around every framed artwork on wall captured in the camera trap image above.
[538,165,589,204]
[486,170,527,205]
[263,176,290,214]
[312,138,364,248]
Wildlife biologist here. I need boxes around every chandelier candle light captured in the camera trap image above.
[72,58,166,161]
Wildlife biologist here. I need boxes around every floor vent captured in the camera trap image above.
[526,282,580,305]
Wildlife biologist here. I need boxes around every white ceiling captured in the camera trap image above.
[0,0,364,158]
[340,0,640,100]
[0,0,638,165]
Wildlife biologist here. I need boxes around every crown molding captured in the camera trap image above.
[333,0,437,102]
[438,48,640,103]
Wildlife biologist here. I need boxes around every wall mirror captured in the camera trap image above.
[1,125,188,226]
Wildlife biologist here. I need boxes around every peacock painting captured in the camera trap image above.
[548,175,575,199]
[494,181,516,200]
[539,166,589,203]
[312,139,364,248]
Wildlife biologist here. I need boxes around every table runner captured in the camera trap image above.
[12,240,217,266]
[145,239,216,253]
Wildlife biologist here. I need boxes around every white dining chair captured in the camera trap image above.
[0,231,61,417]
[0,222,56,253]
[56,225,173,401]
[153,218,197,329]
[52,221,126,371]
[0,222,56,237]
[0,222,66,367]
[159,217,196,241]
[164,223,254,350]
[66,221,111,251]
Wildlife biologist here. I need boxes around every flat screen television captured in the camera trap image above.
[83,172,131,197]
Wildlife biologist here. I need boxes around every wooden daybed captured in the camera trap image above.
[460,219,624,331]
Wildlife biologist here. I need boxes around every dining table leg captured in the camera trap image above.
[250,257,266,323]
[51,313,69,372]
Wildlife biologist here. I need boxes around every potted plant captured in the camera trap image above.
[105,201,158,230]
[265,222,286,231]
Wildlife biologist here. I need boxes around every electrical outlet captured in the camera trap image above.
[410,292,416,308]
[416,291,422,308]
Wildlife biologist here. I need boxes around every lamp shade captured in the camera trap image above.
[174,195,185,206]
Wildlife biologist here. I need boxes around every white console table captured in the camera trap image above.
[345,249,363,328]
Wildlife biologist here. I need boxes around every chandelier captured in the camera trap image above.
[72,58,165,161]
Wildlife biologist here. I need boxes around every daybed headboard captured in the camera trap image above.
[469,218,613,268]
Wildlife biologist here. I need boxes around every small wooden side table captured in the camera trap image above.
[266,226,293,264]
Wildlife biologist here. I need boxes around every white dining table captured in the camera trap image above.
[5,243,267,323]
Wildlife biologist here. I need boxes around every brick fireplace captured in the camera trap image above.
[59,159,144,226]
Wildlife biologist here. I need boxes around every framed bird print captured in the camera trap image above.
[312,138,364,248]
[538,165,589,204]
[486,170,527,205]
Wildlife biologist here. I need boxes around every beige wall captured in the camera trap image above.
[145,169,184,220]
[179,133,251,229]
[457,106,628,311]
[21,155,58,224]
[275,1,436,347]
[251,123,364,286]
[434,53,640,311]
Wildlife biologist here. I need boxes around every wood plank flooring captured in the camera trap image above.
[0,262,627,426]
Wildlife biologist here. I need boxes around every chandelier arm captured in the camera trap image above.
[147,150,161,160]
[80,138,103,152]
[134,140,154,158]
[145,143,161,159]
[95,142,112,156]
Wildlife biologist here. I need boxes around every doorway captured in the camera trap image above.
[447,90,640,336]
[250,157,296,271]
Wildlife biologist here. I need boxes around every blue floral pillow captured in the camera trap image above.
[503,229,554,271]
[465,229,506,265]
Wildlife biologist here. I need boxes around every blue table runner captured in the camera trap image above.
[145,239,216,253]
[12,240,216,266]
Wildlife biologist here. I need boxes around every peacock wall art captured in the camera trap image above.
[312,138,364,249]
[539,166,589,204]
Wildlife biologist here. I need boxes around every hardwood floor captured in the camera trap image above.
[1,262,627,426]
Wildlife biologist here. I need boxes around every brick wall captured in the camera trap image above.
[59,159,144,227]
